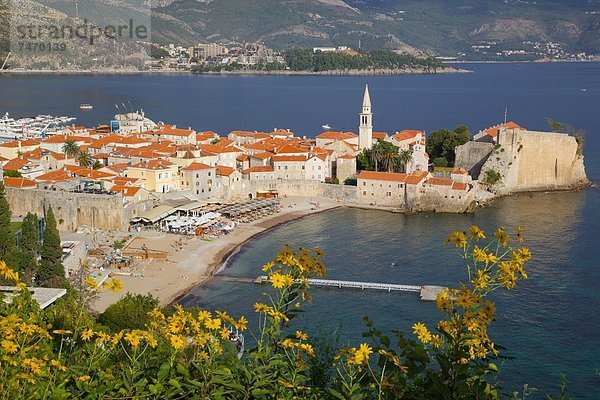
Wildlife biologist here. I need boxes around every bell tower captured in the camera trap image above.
[359,84,373,150]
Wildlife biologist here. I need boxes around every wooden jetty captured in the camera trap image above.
[253,276,445,301]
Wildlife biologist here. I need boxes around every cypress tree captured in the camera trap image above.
[13,213,40,284]
[0,182,15,261]
[38,206,66,288]
[20,213,40,254]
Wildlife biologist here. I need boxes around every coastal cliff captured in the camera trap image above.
[474,128,590,196]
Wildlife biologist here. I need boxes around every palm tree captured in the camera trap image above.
[92,160,103,170]
[77,151,93,168]
[370,146,385,172]
[62,140,80,157]
[398,150,412,172]
[381,152,400,173]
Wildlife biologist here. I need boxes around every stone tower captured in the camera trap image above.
[359,84,373,150]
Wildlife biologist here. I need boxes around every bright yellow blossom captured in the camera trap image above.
[295,330,308,341]
[469,225,486,240]
[412,322,432,344]
[205,318,221,330]
[1,340,18,353]
[81,329,94,341]
[446,231,467,248]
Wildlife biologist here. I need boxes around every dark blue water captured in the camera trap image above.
[1,63,599,397]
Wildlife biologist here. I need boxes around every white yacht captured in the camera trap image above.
[0,112,77,142]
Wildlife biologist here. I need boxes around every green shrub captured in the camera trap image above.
[98,292,159,332]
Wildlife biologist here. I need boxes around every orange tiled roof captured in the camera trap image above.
[337,154,356,160]
[481,121,525,138]
[102,163,129,174]
[3,158,30,171]
[452,182,469,191]
[427,177,453,186]
[35,169,73,182]
[0,139,40,148]
[392,130,424,142]
[111,185,142,197]
[236,154,249,161]
[3,177,36,188]
[372,132,388,140]
[129,159,174,170]
[272,155,307,162]
[275,143,308,154]
[73,169,116,180]
[270,128,294,137]
[316,131,358,140]
[197,131,219,141]
[243,166,274,173]
[41,134,88,144]
[251,152,274,160]
[150,125,195,137]
[358,171,408,182]
[182,162,214,171]
[405,171,429,184]
[216,165,235,177]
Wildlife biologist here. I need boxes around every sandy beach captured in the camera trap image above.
[87,196,341,313]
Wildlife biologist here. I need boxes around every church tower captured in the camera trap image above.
[359,84,373,150]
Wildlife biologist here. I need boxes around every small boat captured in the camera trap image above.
[581,88,587,92]
[322,124,331,130]
[80,104,93,110]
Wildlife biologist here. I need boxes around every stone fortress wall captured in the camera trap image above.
[477,128,589,195]
[6,188,155,231]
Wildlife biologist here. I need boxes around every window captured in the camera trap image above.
[362,191,366,195]
[302,166,305,170]
[208,172,211,176]
[387,192,392,197]
[318,166,321,170]
[363,182,366,186]
[196,173,199,178]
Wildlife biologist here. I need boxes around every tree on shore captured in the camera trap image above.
[398,149,413,172]
[0,182,14,261]
[13,213,40,284]
[38,206,66,288]
[426,124,471,167]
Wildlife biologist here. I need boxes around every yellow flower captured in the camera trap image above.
[235,316,248,331]
[469,225,486,240]
[81,329,94,341]
[103,278,123,293]
[517,226,524,242]
[144,334,158,349]
[205,318,221,330]
[50,359,67,371]
[494,227,509,246]
[446,231,467,248]
[169,334,186,350]
[300,343,316,358]
[436,290,452,312]
[281,338,296,348]
[295,331,308,341]
[431,335,442,349]
[95,332,111,344]
[85,277,99,290]
[124,331,142,349]
[22,358,42,374]
[354,343,372,363]
[78,375,91,382]
[270,272,294,289]
[412,322,432,344]
[1,340,18,353]
[253,303,270,313]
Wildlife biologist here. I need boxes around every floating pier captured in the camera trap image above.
[253,276,445,301]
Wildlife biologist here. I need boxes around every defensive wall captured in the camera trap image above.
[6,188,155,231]
[478,129,589,195]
